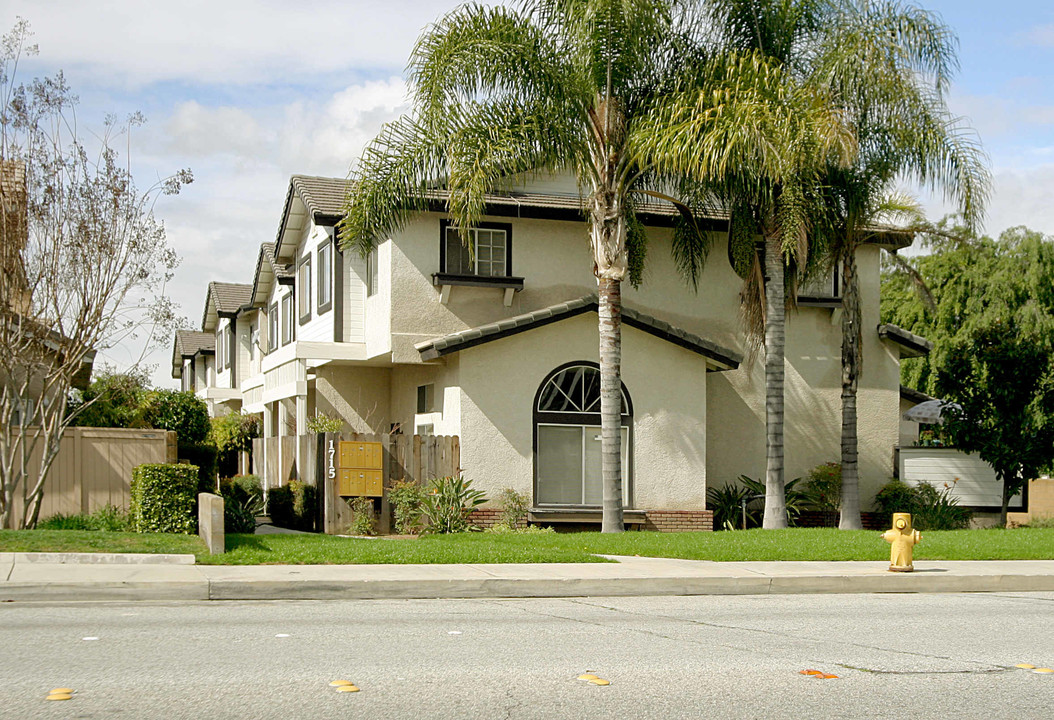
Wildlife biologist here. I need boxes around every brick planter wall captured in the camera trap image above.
[467,509,525,529]
[469,508,713,532]
[642,510,713,532]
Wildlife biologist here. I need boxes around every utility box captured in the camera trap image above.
[337,441,384,497]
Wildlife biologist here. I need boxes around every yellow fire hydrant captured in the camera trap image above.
[881,513,921,572]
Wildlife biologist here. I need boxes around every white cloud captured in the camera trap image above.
[6,0,469,87]
[1022,23,1054,47]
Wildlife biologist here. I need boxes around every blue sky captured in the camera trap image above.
[3,1,1053,386]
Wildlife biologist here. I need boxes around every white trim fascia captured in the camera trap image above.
[240,374,264,392]
[261,341,368,373]
[262,381,308,405]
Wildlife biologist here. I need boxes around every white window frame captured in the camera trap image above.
[317,239,332,312]
[441,222,510,278]
[281,294,294,346]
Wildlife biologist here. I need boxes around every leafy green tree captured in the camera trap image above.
[935,321,1054,526]
[210,411,261,477]
[881,225,1054,394]
[342,0,728,532]
[139,389,210,445]
[67,366,151,429]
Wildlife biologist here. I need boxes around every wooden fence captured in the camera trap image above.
[4,427,177,528]
[251,432,460,534]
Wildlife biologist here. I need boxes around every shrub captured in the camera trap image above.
[37,512,94,531]
[738,475,809,527]
[912,482,972,531]
[421,475,487,534]
[497,488,529,529]
[37,504,132,531]
[140,389,211,444]
[218,475,263,534]
[872,478,972,530]
[706,483,753,530]
[348,496,376,536]
[179,442,219,494]
[210,412,261,477]
[388,479,426,534]
[873,478,916,518]
[306,412,345,434]
[130,464,198,534]
[804,462,841,515]
[268,480,317,532]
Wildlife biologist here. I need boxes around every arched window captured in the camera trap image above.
[534,363,632,507]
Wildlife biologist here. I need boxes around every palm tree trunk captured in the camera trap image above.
[839,242,863,530]
[598,277,625,533]
[763,231,788,529]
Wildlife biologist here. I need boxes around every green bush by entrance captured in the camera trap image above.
[130,463,198,534]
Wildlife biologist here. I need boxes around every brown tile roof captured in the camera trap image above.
[878,323,933,358]
[200,281,253,330]
[290,175,352,219]
[209,282,253,314]
[171,330,215,378]
[415,295,742,370]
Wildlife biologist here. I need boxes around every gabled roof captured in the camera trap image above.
[201,282,253,331]
[248,242,294,310]
[171,330,215,378]
[415,295,742,370]
[878,323,933,358]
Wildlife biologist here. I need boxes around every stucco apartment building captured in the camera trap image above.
[174,173,926,528]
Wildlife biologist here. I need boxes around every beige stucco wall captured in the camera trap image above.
[313,364,392,434]
[899,396,921,447]
[705,244,901,504]
[455,312,709,510]
[380,209,901,508]
[386,212,743,363]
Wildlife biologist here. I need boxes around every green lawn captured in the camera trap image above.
[0,529,207,557]
[3,527,1053,565]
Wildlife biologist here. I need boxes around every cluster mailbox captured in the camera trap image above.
[337,441,384,497]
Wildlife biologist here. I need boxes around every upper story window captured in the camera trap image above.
[440,220,512,278]
[224,325,233,370]
[317,239,332,312]
[297,256,312,324]
[268,302,278,353]
[281,294,295,345]
[216,327,225,370]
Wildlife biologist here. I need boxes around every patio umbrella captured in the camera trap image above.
[902,399,961,425]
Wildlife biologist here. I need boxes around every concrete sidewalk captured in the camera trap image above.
[3,553,1054,602]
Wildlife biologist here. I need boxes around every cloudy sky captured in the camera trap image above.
[4,0,1053,386]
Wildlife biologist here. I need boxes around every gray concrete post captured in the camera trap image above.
[198,493,225,554]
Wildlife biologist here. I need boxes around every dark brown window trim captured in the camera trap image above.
[297,255,312,325]
[439,219,513,277]
[316,237,333,315]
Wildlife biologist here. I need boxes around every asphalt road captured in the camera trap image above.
[1,592,1052,719]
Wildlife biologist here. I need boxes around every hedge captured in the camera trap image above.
[268,480,317,532]
[130,463,198,534]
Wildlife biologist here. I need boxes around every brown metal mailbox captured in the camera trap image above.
[337,441,384,497]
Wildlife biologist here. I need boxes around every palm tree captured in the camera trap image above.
[644,0,986,529]
[672,0,855,528]
[809,2,989,529]
[340,1,723,532]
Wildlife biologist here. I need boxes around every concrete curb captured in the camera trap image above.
[3,559,1054,603]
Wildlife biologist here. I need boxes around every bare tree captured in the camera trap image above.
[0,20,191,529]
